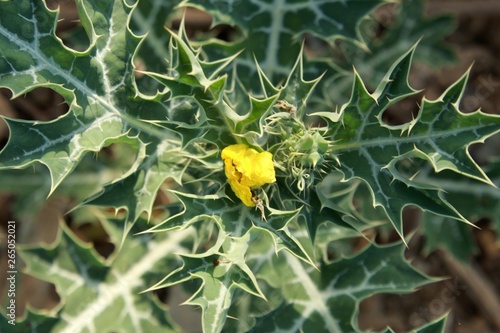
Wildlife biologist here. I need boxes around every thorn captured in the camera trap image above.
[251,190,267,221]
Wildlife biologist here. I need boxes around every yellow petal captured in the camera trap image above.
[228,179,254,207]
[221,144,276,206]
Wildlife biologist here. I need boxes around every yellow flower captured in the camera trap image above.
[221,144,276,206]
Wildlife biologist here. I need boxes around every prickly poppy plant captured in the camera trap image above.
[0,0,499,333]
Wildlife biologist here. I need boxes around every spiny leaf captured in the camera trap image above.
[181,0,386,84]
[250,242,434,333]
[0,0,189,234]
[325,46,500,240]
[145,190,315,267]
[145,231,265,333]
[422,215,477,263]
[145,28,249,147]
[419,160,500,262]
[16,219,187,332]
[327,0,457,105]
[129,0,176,95]
[0,308,59,333]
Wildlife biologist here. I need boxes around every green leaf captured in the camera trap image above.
[326,46,500,240]
[0,1,492,332]
[146,190,315,267]
[422,215,477,263]
[419,159,500,262]
[327,0,456,105]
[250,242,434,333]
[145,231,265,333]
[144,26,252,147]
[13,219,186,332]
[419,160,500,227]
[0,0,188,234]
[181,0,386,85]
[0,308,59,333]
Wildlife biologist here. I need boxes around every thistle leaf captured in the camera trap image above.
[146,190,315,267]
[0,0,187,232]
[12,219,187,332]
[327,0,457,105]
[145,231,265,333]
[249,242,434,333]
[181,0,386,83]
[326,46,500,240]
[420,160,500,262]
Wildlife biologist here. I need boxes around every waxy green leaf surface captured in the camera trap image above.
[1,1,498,333]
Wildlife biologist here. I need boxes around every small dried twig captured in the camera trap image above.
[440,250,500,330]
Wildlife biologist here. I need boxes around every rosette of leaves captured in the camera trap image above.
[1,0,499,333]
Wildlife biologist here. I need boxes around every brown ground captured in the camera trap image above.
[0,1,499,332]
